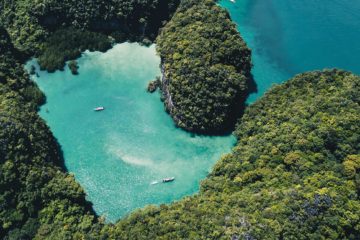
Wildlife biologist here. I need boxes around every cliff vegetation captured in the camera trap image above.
[1,0,360,239]
[157,0,252,133]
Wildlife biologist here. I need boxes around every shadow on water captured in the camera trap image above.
[49,129,97,214]
[37,91,97,215]
[223,72,257,135]
[225,0,297,77]
[246,73,258,96]
[51,136,67,171]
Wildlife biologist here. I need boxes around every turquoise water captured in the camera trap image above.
[27,43,235,221]
[28,0,360,222]
[220,0,360,102]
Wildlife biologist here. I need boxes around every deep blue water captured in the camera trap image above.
[220,0,360,102]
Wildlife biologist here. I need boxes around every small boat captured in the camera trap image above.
[230,0,236,2]
[162,177,175,183]
[94,107,105,111]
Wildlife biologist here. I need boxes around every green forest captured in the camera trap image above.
[0,25,96,239]
[101,70,360,239]
[157,0,252,133]
[1,0,360,239]
[0,0,180,71]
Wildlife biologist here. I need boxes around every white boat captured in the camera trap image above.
[162,177,175,183]
[230,0,236,3]
[94,107,105,111]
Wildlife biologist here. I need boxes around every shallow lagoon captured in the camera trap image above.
[28,43,235,221]
[28,0,360,222]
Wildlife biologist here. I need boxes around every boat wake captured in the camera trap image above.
[151,177,175,185]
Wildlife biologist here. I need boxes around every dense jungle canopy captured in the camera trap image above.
[1,0,359,239]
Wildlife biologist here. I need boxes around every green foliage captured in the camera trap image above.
[0,0,180,72]
[108,70,360,239]
[0,26,96,239]
[156,0,252,133]
[1,1,360,239]
[0,0,180,53]
[0,26,44,108]
[68,60,79,75]
[343,155,360,178]
[38,28,111,72]
[147,76,161,93]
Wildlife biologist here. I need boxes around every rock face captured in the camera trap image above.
[160,62,177,118]
[156,0,252,134]
[114,70,360,239]
[147,78,161,93]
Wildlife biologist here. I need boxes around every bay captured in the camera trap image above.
[27,43,235,221]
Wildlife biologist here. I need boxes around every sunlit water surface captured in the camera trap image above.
[27,0,360,221]
[27,43,235,221]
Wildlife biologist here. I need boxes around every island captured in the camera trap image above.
[0,0,359,239]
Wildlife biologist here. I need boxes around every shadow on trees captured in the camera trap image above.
[188,73,258,137]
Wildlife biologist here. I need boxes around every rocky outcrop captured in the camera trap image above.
[155,0,252,134]
[147,77,161,93]
[160,62,178,122]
